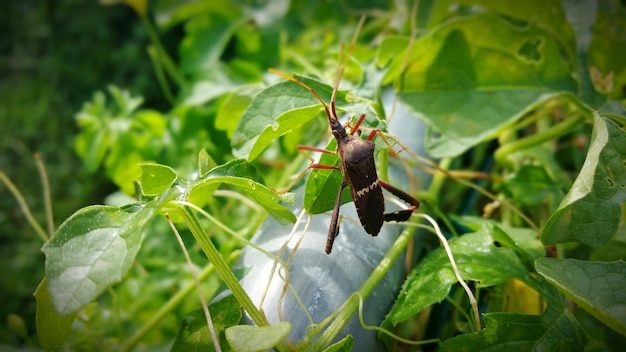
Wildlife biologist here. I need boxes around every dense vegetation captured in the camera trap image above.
[1,0,625,351]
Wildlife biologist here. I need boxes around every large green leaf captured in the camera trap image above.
[393,12,577,158]
[231,76,334,161]
[384,224,533,326]
[42,200,165,314]
[542,114,626,247]
[452,215,545,263]
[428,0,576,59]
[535,257,626,336]
[399,89,556,157]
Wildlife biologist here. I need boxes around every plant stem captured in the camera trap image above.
[379,148,390,182]
[177,205,268,327]
[139,14,186,88]
[147,46,176,105]
[0,170,48,242]
[177,204,292,352]
[495,113,586,170]
[34,153,54,237]
[121,251,240,351]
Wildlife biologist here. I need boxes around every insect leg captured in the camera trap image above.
[379,179,419,222]
[326,183,347,254]
[348,113,367,135]
[278,146,339,193]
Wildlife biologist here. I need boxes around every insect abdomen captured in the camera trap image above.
[341,137,385,236]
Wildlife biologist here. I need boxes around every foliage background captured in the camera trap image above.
[0,1,160,346]
[1,0,625,350]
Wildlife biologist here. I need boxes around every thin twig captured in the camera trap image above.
[418,213,481,331]
[34,153,55,237]
[0,170,47,241]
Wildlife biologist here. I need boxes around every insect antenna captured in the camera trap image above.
[267,68,334,126]
[330,16,366,124]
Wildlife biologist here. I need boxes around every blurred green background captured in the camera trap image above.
[0,1,164,346]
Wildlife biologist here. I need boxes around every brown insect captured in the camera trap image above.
[270,20,419,254]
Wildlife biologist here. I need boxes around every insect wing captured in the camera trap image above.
[342,139,384,236]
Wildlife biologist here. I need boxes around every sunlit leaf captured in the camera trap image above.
[543,114,626,247]
[187,159,296,224]
[138,163,178,196]
[231,76,333,161]
[400,89,559,158]
[74,86,166,194]
[42,198,167,314]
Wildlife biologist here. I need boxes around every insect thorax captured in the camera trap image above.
[340,137,375,166]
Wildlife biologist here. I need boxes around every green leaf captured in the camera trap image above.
[225,322,291,352]
[138,163,178,196]
[542,114,626,247]
[187,159,296,224]
[385,224,533,326]
[42,200,164,314]
[400,89,558,158]
[439,311,586,352]
[154,0,238,29]
[396,12,577,157]
[504,165,563,207]
[204,158,265,184]
[452,215,545,262]
[429,0,576,56]
[179,12,243,76]
[198,148,217,178]
[588,2,626,100]
[216,84,262,138]
[171,295,242,352]
[323,334,354,352]
[182,69,239,106]
[34,278,76,350]
[74,86,167,194]
[231,76,334,161]
[302,139,351,214]
[535,257,626,336]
